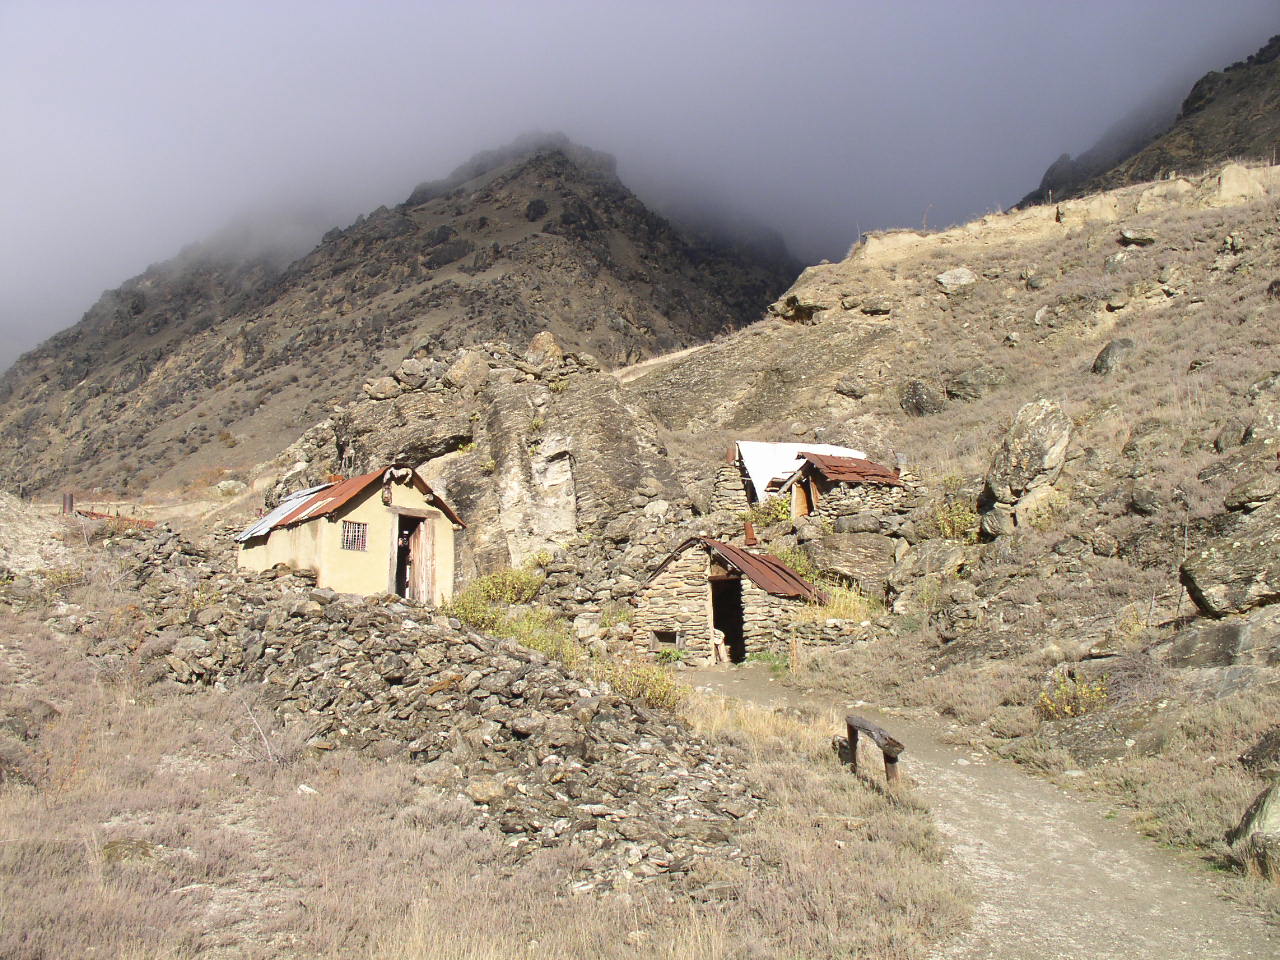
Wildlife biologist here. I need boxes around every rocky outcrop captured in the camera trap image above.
[1182,497,1280,616]
[979,400,1071,538]
[39,524,761,893]
[1232,779,1280,881]
[803,533,895,596]
[263,337,688,582]
[1022,35,1280,203]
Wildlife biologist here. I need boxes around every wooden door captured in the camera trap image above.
[408,520,434,604]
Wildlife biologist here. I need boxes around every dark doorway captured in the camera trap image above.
[395,516,424,598]
[711,577,746,663]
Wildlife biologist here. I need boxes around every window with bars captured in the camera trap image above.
[341,520,368,551]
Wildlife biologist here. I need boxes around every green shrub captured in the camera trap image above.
[740,495,791,527]
[745,650,790,675]
[773,546,820,583]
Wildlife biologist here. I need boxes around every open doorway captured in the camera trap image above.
[395,515,433,602]
[711,577,746,663]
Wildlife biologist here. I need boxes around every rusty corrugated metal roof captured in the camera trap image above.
[240,465,465,540]
[797,452,903,487]
[646,536,828,603]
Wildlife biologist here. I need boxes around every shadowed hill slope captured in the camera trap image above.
[0,141,798,497]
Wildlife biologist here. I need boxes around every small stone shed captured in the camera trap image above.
[709,440,870,511]
[235,465,464,605]
[777,452,908,522]
[632,537,827,664]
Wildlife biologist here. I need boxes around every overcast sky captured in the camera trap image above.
[2,0,1277,369]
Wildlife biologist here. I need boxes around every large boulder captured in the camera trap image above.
[1182,498,1280,616]
[1231,779,1280,880]
[1162,606,1280,667]
[945,367,1006,402]
[1091,338,1135,375]
[362,376,403,401]
[525,331,565,367]
[979,399,1071,538]
[935,267,977,295]
[442,350,491,391]
[899,379,945,417]
[803,533,895,595]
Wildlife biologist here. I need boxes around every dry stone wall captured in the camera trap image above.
[811,480,917,524]
[741,579,810,654]
[631,549,712,657]
[36,525,761,893]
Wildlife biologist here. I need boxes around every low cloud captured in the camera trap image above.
[1,0,1275,368]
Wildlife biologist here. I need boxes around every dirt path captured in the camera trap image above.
[687,664,1277,960]
[611,343,710,383]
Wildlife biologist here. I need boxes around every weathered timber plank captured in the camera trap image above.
[846,715,905,758]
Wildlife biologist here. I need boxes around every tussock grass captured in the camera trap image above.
[0,612,499,960]
[373,693,970,960]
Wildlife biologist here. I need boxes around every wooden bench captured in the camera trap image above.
[845,715,905,785]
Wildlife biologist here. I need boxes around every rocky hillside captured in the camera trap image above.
[1022,33,1280,205]
[612,159,1280,900]
[0,136,797,497]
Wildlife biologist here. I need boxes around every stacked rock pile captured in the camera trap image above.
[39,525,761,892]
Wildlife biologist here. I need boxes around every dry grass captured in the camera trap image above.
[372,693,970,960]
[2,576,966,959]
[0,611,505,959]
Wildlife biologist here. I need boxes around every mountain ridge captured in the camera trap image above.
[1021,33,1280,205]
[0,139,799,496]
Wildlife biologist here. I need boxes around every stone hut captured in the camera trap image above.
[708,440,872,512]
[777,452,911,522]
[235,465,464,605]
[632,537,827,664]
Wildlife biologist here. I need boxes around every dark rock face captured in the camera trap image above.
[0,141,799,496]
[1020,34,1280,204]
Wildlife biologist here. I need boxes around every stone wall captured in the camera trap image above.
[741,578,810,655]
[810,481,915,523]
[38,524,761,894]
[709,464,749,513]
[631,548,713,659]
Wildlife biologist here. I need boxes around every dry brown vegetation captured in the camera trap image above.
[1,559,968,958]
[623,172,1280,914]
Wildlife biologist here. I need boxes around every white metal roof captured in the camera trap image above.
[735,441,867,503]
[233,483,333,542]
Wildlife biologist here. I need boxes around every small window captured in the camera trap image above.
[341,521,368,551]
[652,630,679,649]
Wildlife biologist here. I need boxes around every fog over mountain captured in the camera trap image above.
[2,0,1276,369]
